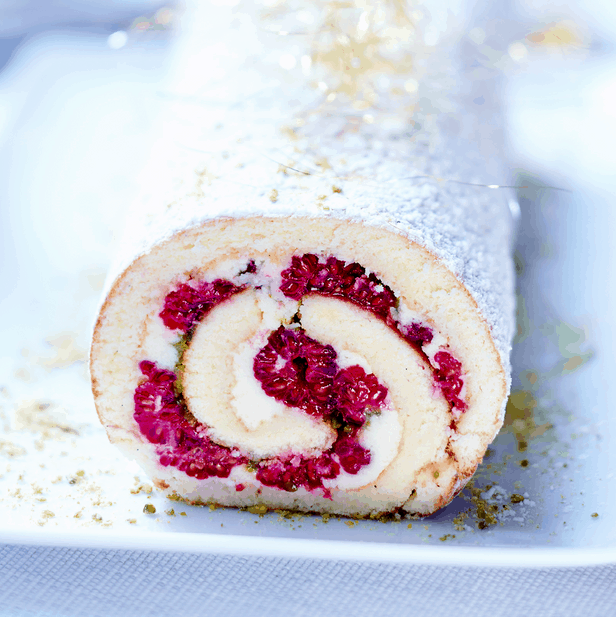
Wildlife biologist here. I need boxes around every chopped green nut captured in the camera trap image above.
[510,494,525,504]
[143,504,156,514]
[247,504,268,515]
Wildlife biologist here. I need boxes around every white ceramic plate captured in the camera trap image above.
[1,30,614,569]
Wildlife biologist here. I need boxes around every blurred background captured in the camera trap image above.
[0,0,174,347]
[1,0,615,329]
[1,0,615,546]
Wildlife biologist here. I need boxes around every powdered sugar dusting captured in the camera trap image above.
[103,0,515,420]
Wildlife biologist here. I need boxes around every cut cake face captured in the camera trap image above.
[91,217,508,518]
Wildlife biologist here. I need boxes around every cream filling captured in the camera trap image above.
[142,311,181,371]
[325,405,401,491]
[230,333,291,431]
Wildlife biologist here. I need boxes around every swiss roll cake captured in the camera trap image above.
[90,0,515,518]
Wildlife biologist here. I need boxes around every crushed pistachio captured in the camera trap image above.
[173,363,186,396]
[439,534,456,542]
[165,509,176,516]
[180,512,187,516]
[143,504,156,514]
[591,512,599,518]
[332,185,342,193]
[247,504,268,516]
[345,521,355,528]
[510,494,525,504]
[172,333,193,395]
[172,337,190,357]
[131,483,153,495]
[465,482,498,530]
[453,510,469,531]
[433,471,440,479]
[76,470,85,477]
[0,441,26,457]
[407,523,413,529]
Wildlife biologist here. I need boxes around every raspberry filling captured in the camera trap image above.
[280,254,397,323]
[134,360,248,480]
[279,254,466,412]
[251,327,385,494]
[133,254,467,494]
[159,279,244,332]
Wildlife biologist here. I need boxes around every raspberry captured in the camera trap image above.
[280,254,396,319]
[434,351,467,411]
[253,327,338,417]
[134,361,247,479]
[332,365,388,425]
[333,435,371,475]
[401,323,434,345]
[160,279,242,332]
